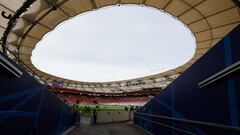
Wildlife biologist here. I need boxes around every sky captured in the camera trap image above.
[31,5,196,82]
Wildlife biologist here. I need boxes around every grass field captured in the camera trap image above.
[72,104,134,117]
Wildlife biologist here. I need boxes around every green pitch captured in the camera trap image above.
[71,104,134,117]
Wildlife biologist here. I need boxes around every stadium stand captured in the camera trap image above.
[48,86,161,96]
[56,93,149,106]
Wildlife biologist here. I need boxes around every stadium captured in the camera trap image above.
[0,0,240,135]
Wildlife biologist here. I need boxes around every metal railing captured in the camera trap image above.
[0,42,48,86]
[134,115,196,135]
[135,112,240,134]
[198,60,240,88]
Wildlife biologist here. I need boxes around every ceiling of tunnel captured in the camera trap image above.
[0,0,239,93]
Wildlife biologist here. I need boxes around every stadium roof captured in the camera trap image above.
[0,0,239,93]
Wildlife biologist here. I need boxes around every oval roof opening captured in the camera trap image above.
[31,5,196,82]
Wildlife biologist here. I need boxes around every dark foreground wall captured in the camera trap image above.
[0,53,76,135]
[135,25,240,135]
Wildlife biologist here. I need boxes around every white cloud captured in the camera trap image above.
[31,5,196,82]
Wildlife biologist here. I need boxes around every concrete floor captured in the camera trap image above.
[68,122,149,135]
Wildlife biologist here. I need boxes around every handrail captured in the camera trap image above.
[198,60,240,88]
[135,112,240,132]
[0,42,48,86]
[0,54,23,78]
[134,115,196,135]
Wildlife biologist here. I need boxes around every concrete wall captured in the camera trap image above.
[81,116,92,124]
[96,111,134,123]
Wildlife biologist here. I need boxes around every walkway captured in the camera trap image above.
[68,122,149,135]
